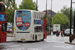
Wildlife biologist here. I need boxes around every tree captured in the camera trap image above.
[19,0,38,10]
[2,0,12,8]
[52,13,70,30]
[2,0,17,23]
[60,5,74,23]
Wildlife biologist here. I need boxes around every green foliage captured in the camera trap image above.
[19,0,37,10]
[2,0,17,24]
[6,8,14,23]
[60,5,74,23]
[52,13,70,28]
[2,0,13,8]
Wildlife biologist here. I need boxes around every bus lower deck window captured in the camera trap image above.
[2,23,7,32]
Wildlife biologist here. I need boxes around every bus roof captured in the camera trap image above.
[15,9,34,12]
[15,9,45,13]
[0,2,5,5]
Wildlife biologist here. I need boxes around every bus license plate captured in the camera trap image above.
[21,39,25,40]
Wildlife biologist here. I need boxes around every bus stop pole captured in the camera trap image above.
[46,0,47,19]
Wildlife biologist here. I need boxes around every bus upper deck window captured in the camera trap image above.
[0,4,5,13]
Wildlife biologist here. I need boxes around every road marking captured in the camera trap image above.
[53,45,73,49]
[9,45,20,47]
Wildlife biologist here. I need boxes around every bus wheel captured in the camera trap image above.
[35,35,37,41]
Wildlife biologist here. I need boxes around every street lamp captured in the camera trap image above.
[36,0,38,11]
[49,0,52,33]
[70,0,72,35]
[22,0,24,9]
[46,0,47,19]
[70,0,75,35]
[51,0,52,18]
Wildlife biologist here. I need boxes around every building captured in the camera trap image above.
[43,10,56,18]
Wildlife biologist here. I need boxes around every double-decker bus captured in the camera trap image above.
[0,2,7,43]
[14,10,47,42]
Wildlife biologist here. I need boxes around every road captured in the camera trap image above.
[0,35,75,50]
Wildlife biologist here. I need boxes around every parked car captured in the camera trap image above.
[7,22,13,33]
[64,29,73,36]
[7,27,12,33]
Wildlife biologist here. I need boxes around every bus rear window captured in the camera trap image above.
[0,4,5,13]
[2,23,7,32]
[34,26,42,32]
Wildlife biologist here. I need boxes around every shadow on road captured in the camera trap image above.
[16,40,45,43]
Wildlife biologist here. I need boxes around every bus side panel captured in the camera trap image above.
[0,22,7,43]
[0,23,1,43]
[1,32,7,43]
[42,19,47,39]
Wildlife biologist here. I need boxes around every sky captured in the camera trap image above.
[15,0,75,13]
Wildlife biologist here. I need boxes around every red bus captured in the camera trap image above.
[0,2,7,43]
[41,19,47,39]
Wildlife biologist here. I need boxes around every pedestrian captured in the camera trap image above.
[63,29,65,37]
[56,30,60,36]
[61,30,63,37]
[58,30,60,36]
[56,31,58,36]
